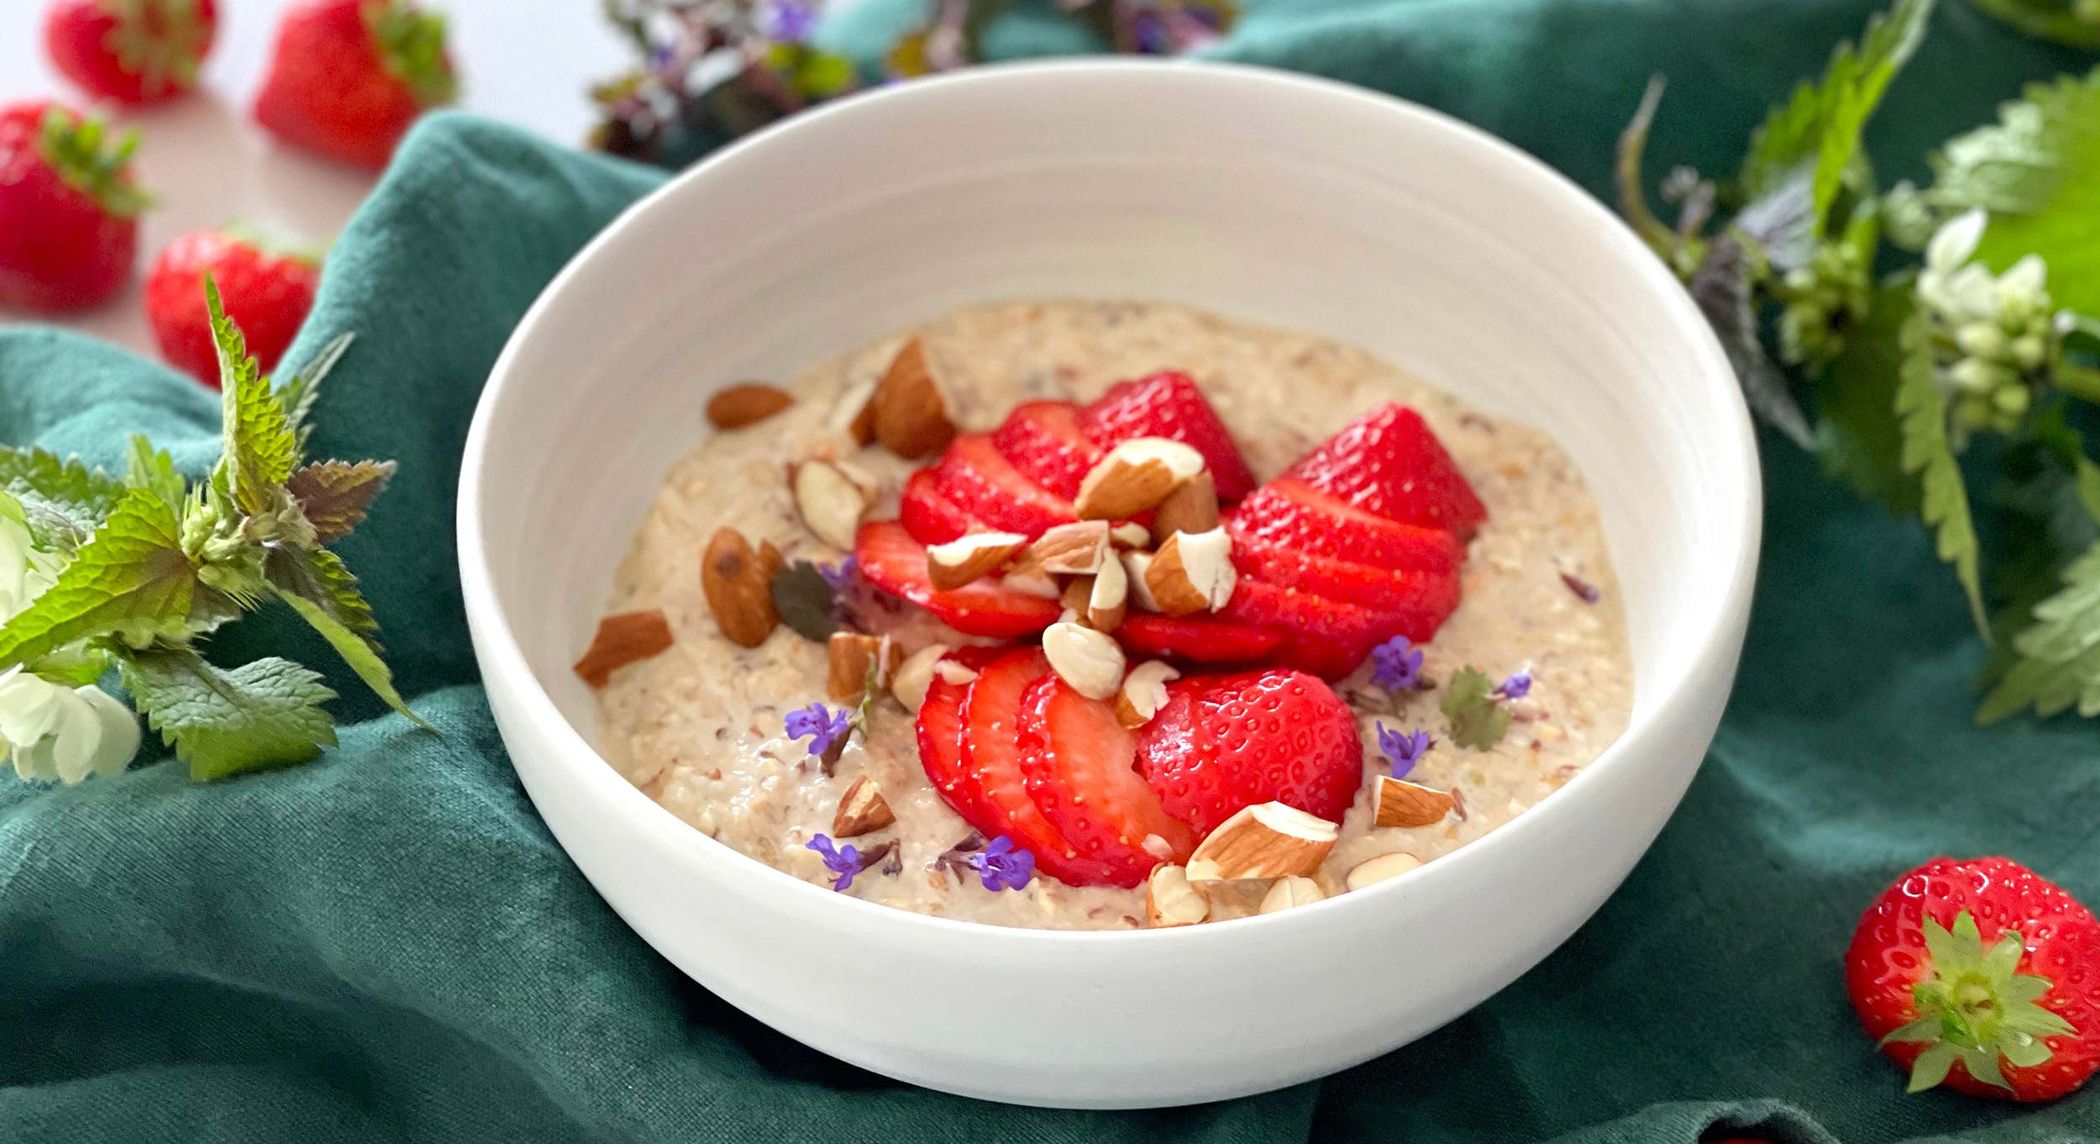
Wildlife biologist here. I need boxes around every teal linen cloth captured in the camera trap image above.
[2,1,2096,1140]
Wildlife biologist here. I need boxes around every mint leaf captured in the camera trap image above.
[0,445,126,549]
[205,277,300,516]
[274,331,355,446]
[267,547,427,728]
[1690,236,1815,448]
[0,487,195,667]
[1738,0,1934,236]
[124,434,185,511]
[1815,287,1921,513]
[1927,67,2100,315]
[1896,308,1988,635]
[284,459,395,543]
[119,646,337,780]
[1440,666,1511,750]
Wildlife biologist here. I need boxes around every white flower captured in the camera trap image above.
[1915,210,2057,437]
[0,512,58,619]
[0,667,140,784]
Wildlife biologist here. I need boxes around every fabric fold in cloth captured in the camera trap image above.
[1,0,2095,1139]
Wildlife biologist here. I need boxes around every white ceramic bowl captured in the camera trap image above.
[459,60,1757,1109]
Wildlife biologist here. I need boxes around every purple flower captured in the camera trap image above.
[786,702,852,757]
[1377,723,1431,779]
[762,0,818,43]
[805,833,864,890]
[816,555,859,592]
[1497,670,1533,700]
[965,835,1036,892]
[1369,636,1424,691]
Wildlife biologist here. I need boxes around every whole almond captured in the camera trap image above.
[573,610,675,688]
[706,382,795,430]
[1152,470,1220,543]
[871,336,956,459]
[827,632,901,701]
[702,527,780,648]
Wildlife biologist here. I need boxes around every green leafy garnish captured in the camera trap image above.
[1440,667,1512,750]
[125,435,185,512]
[268,547,428,728]
[285,459,396,543]
[0,488,194,668]
[0,445,127,549]
[770,560,839,642]
[1978,540,2100,723]
[120,647,338,781]
[275,331,354,447]
[206,278,300,518]
[1896,308,1989,635]
[1814,288,1921,512]
[1881,911,2073,1093]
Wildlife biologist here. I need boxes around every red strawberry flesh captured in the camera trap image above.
[956,650,1119,887]
[1285,403,1486,536]
[1081,371,1257,501]
[1017,675,1196,886]
[852,521,1058,639]
[932,434,1075,539]
[991,400,1103,500]
[898,468,977,544]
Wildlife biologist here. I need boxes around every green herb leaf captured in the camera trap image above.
[1815,287,1921,513]
[1967,0,2100,48]
[1440,666,1512,750]
[283,459,395,544]
[119,645,337,780]
[267,547,427,728]
[1690,236,1816,448]
[1979,539,2100,722]
[1896,308,1988,635]
[205,277,300,516]
[124,434,185,511]
[1738,0,1934,235]
[770,560,839,642]
[274,332,355,447]
[1614,76,1677,257]
[0,487,195,667]
[0,445,127,549]
[1926,67,2100,315]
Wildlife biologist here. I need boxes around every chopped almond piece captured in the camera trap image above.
[870,336,956,458]
[1145,527,1236,615]
[1345,851,1423,890]
[791,458,878,549]
[1073,437,1205,519]
[926,530,1028,589]
[1113,659,1180,728]
[1374,776,1457,828]
[1042,621,1126,700]
[573,610,674,688]
[1259,876,1326,914]
[1146,864,1209,928]
[1151,470,1219,543]
[1029,520,1112,575]
[827,632,901,701]
[705,382,795,429]
[1184,802,1339,882]
[1085,552,1129,630]
[832,775,896,838]
[890,643,951,713]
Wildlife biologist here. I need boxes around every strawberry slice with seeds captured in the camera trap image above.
[853,520,1059,639]
[1223,578,1387,680]
[1116,612,1284,666]
[1285,404,1486,536]
[899,468,977,544]
[1130,685,1243,836]
[1136,669,1362,835]
[991,400,1103,500]
[1017,675,1198,887]
[1229,533,1461,638]
[915,646,1007,829]
[958,650,1120,887]
[933,434,1076,539]
[1232,478,1464,576]
[1080,371,1257,501]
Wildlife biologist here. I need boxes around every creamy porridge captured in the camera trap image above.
[584,300,1633,930]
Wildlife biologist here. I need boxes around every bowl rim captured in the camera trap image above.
[457,56,1760,946]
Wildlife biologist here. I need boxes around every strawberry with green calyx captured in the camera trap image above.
[146,228,322,387]
[253,0,457,171]
[0,101,150,313]
[44,0,218,105]
[1848,856,2100,1101]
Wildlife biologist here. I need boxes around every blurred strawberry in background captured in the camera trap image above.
[145,228,321,386]
[0,100,149,313]
[253,0,457,170]
[43,0,219,105]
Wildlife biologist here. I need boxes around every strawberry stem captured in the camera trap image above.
[363,0,457,108]
[1882,911,2076,1093]
[103,0,212,97]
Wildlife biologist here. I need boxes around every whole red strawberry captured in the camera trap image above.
[145,230,321,386]
[0,101,148,314]
[252,0,457,170]
[44,0,217,105]
[1847,856,2100,1101]
[1136,668,1362,834]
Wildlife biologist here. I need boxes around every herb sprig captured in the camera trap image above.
[0,279,419,782]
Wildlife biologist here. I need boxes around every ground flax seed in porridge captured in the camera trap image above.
[586,300,1634,931]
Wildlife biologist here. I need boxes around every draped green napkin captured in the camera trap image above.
[2,1,2093,1140]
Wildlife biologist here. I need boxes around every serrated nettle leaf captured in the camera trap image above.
[1815,288,1921,513]
[0,488,196,668]
[268,551,427,729]
[1949,68,2100,317]
[0,445,126,550]
[1734,171,1819,274]
[124,434,185,511]
[1739,0,1934,232]
[1896,309,1989,635]
[266,546,377,636]
[284,459,395,544]
[274,331,355,445]
[1691,235,1817,448]
[119,646,337,781]
[1969,0,2100,47]
[1979,539,2100,722]
[205,277,301,517]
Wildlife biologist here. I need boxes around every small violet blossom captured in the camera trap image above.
[1496,670,1533,700]
[1369,636,1423,691]
[816,555,858,592]
[966,835,1035,892]
[761,0,819,43]
[785,702,852,758]
[805,833,867,891]
[1377,723,1431,779]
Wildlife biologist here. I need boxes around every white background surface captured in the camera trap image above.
[0,0,635,357]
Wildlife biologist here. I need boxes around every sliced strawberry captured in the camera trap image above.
[958,650,1120,886]
[899,468,976,544]
[1017,675,1197,887]
[1223,578,1386,679]
[991,400,1102,500]
[1232,478,1464,576]
[933,434,1075,538]
[852,521,1059,639]
[1285,404,1486,536]
[1081,371,1257,501]
[1229,535,1461,637]
[1139,669,1362,833]
[1116,612,1284,666]
[914,646,1008,830]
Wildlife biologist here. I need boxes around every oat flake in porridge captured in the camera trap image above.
[582,300,1634,931]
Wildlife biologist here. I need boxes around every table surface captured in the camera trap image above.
[0,0,635,358]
